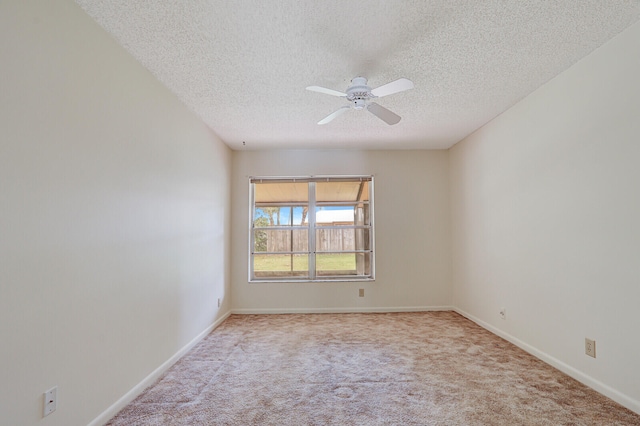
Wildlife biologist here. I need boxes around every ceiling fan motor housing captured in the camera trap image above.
[347,77,375,109]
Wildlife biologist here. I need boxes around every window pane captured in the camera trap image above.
[254,206,305,227]
[315,206,354,226]
[354,228,371,251]
[315,205,370,226]
[255,182,308,203]
[253,229,308,253]
[316,181,369,202]
[253,254,309,278]
[316,228,354,252]
[316,252,372,277]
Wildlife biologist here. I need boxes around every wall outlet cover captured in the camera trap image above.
[499,307,506,320]
[585,338,596,358]
[44,386,57,417]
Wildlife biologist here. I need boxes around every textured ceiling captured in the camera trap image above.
[75,1,640,150]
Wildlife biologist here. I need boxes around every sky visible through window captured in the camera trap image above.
[255,205,352,225]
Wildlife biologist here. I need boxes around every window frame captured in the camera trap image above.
[248,175,375,283]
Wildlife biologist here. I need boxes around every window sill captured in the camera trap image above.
[249,277,375,284]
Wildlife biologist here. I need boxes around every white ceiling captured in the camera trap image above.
[75,1,640,151]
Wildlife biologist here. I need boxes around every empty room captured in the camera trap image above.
[1,1,640,425]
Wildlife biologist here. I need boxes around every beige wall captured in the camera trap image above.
[230,150,452,312]
[3,0,639,423]
[0,1,231,425]
[450,21,640,413]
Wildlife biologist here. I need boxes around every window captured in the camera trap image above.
[249,176,374,282]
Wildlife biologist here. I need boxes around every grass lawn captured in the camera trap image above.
[254,253,356,273]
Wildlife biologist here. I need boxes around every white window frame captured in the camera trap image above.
[248,175,375,282]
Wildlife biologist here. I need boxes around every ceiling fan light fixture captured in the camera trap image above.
[306,76,413,125]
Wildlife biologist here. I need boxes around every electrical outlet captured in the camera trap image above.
[44,386,57,417]
[499,307,506,320]
[359,288,364,297]
[585,338,596,358]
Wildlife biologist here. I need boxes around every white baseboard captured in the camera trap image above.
[231,306,454,314]
[88,311,231,426]
[453,307,640,416]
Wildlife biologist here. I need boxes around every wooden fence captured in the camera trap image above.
[266,228,357,252]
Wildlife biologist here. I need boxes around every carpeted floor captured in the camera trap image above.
[107,312,640,425]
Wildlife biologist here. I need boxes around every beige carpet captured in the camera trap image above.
[107,312,640,425]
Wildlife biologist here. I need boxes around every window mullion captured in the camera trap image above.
[308,182,316,280]
[248,182,256,281]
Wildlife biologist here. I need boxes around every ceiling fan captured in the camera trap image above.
[306,77,414,125]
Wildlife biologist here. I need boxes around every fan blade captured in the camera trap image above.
[370,78,414,98]
[367,102,401,125]
[306,86,347,97]
[318,106,350,125]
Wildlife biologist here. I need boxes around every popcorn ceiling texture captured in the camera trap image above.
[75,1,640,150]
